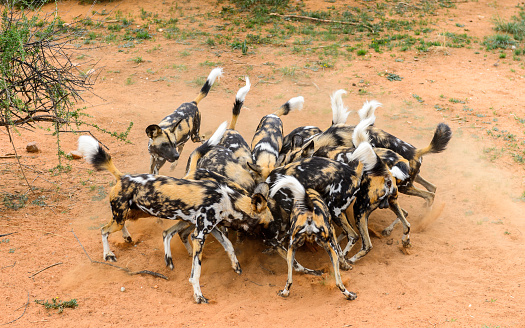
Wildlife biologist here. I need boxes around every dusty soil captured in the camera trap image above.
[1,0,525,327]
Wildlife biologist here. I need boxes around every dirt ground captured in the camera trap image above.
[1,0,525,327]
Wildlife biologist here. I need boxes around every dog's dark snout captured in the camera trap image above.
[379,197,389,209]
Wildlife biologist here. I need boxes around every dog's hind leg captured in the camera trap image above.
[278,244,297,297]
[382,207,409,236]
[101,220,125,262]
[189,230,209,304]
[400,184,435,207]
[163,220,192,269]
[179,224,194,256]
[210,228,242,274]
[322,239,356,300]
[275,246,323,276]
[415,174,437,193]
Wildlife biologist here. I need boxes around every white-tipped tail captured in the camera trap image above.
[207,67,224,86]
[270,175,306,205]
[287,96,304,112]
[347,142,377,172]
[358,100,381,123]
[390,166,409,181]
[207,121,228,147]
[236,76,251,102]
[77,135,100,164]
[331,89,350,125]
[352,115,374,147]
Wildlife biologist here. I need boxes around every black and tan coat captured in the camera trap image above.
[270,176,356,300]
[77,135,273,304]
[146,67,223,174]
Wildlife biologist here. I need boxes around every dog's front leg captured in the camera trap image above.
[101,220,124,262]
[210,228,242,274]
[382,206,408,236]
[150,156,166,175]
[348,209,373,264]
[189,230,208,304]
[163,220,192,269]
[340,209,359,257]
[388,199,411,248]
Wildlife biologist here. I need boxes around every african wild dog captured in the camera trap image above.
[77,132,273,304]
[270,175,356,300]
[280,101,452,206]
[265,139,387,263]
[249,96,304,183]
[146,67,223,174]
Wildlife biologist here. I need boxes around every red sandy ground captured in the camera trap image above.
[1,0,525,327]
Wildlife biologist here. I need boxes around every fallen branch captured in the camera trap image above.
[71,230,168,280]
[269,13,374,31]
[28,262,63,279]
[1,261,16,270]
[1,291,29,326]
[0,232,18,238]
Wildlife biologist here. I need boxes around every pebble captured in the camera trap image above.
[121,287,126,292]
[68,150,83,159]
[26,142,40,153]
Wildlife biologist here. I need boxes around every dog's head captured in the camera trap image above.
[146,122,182,162]
[250,182,273,227]
[364,154,397,209]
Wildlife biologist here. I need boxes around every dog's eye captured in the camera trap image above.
[386,179,392,189]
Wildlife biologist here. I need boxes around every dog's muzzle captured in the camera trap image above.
[379,197,390,209]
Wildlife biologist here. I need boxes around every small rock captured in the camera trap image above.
[68,150,83,160]
[120,287,125,292]
[26,142,40,153]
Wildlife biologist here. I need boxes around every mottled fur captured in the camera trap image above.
[250,96,304,182]
[270,176,356,300]
[146,67,223,174]
[77,135,272,304]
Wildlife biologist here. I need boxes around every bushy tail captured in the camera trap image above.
[331,89,350,125]
[352,115,374,147]
[194,67,224,104]
[270,175,306,205]
[77,136,122,180]
[415,123,452,159]
[357,100,381,124]
[346,142,377,173]
[228,77,251,130]
[184,121,228,176]
[273,96,304,116]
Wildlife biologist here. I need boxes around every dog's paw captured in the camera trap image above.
[104,254,117,262]
[343,291,357,301]
[165,255,174,270]
[278,289,290,298]
[402,238,412,248]
[339,260,352,271]
[194,294,209,304]
[124,236,133,243]
[381,228,393,236]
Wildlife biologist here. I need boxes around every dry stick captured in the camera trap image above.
[1,291,29,326]
[269,13,374,31]
[1,262,16,270]
[28,262,63,279]
[0,232,18,238]
[71,230,168,280]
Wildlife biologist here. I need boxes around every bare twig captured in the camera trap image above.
[269,13,374,31]
[1,262,16,270]
[1,291,29,326]
[0,232,17,238]
[71,230,168,280]
[28,262,63,279]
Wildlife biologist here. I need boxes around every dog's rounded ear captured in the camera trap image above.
[146,125,162,138]
[246,161,262,174]
[253,182,270,198]
[170,118,184,134]
[301,140,315,158]
[291,135,304,149]
[251,193,268,213]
